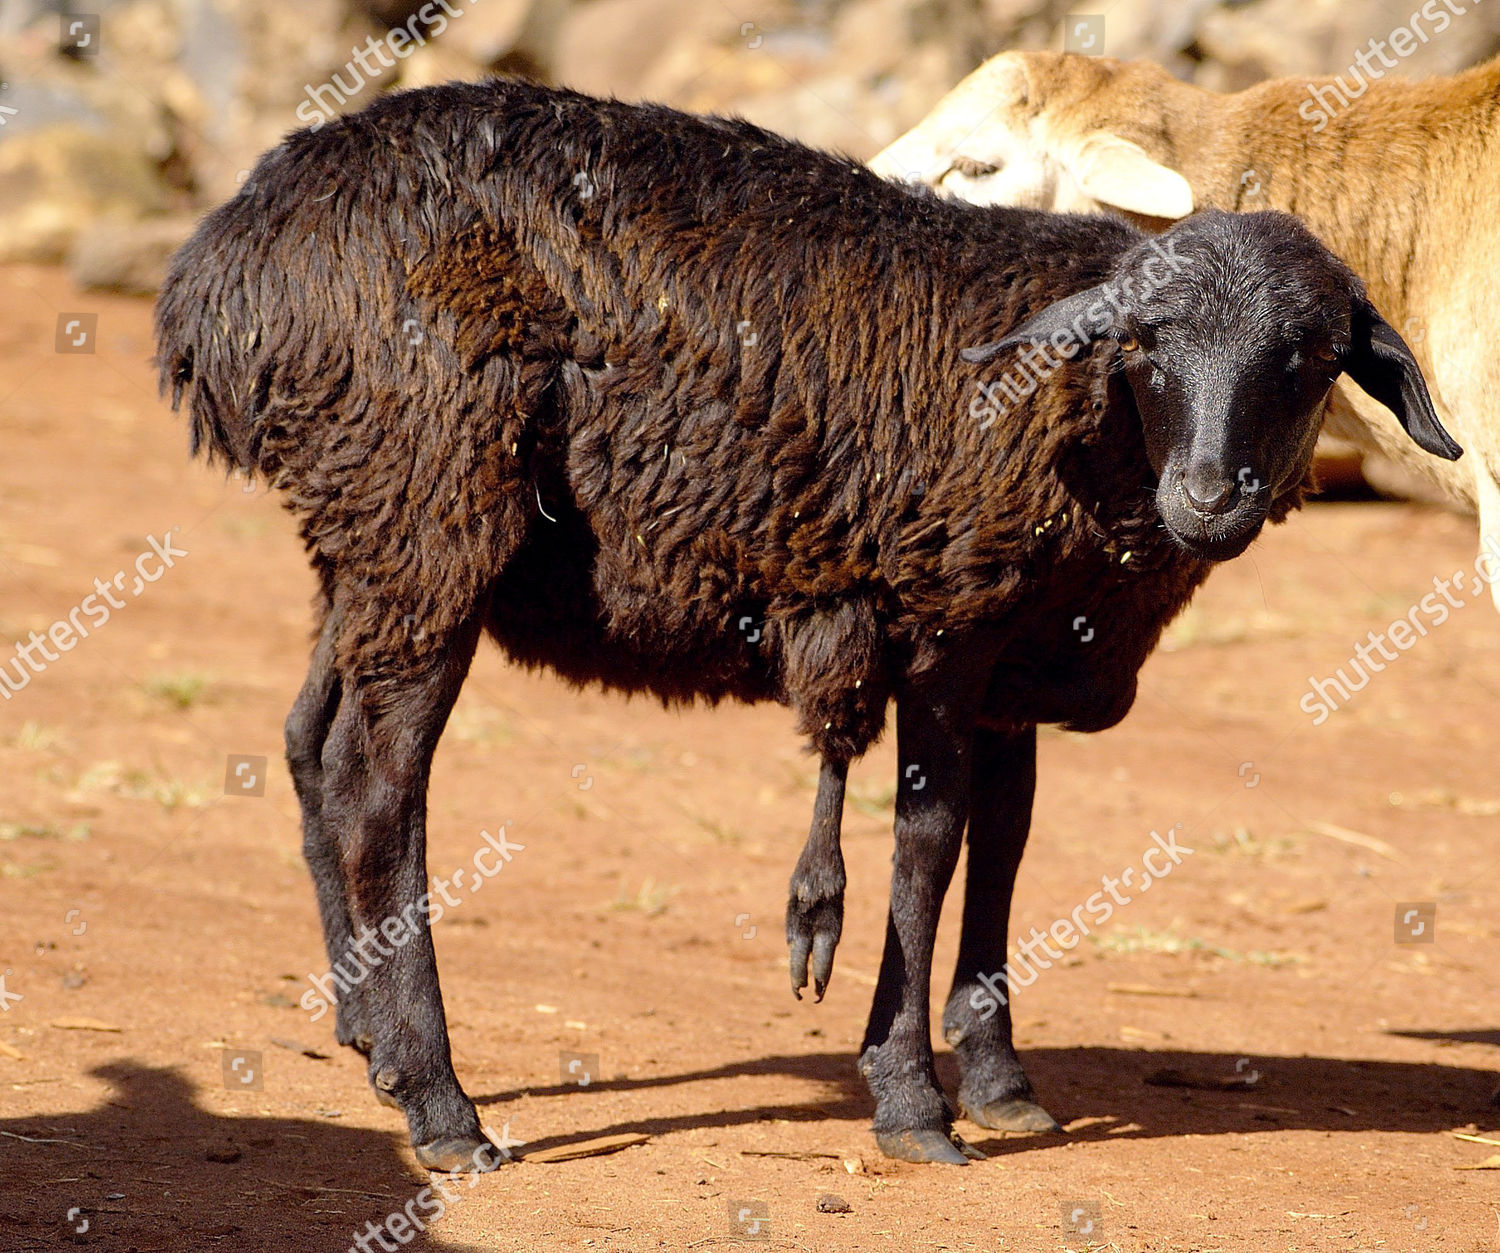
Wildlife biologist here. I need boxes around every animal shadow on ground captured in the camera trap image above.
[0,1062,491,1252]
[4,1044,1491,1248]
[474,1044,1499,1158]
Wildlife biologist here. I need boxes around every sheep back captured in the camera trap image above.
[156,79,1211,756]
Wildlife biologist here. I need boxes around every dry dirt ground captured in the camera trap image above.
[1,264,1498,1253]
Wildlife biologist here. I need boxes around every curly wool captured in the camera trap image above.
[155,79,1242,760]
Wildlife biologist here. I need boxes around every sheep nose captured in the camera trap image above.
[1178,465,1237,515]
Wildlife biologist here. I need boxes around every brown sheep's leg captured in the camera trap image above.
[286,608,374,1053]
[859,681,986,1165]
[319,616,503,1172]
[786,756,848,1001]
[942,724,1061,1134]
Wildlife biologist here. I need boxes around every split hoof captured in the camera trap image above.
[786,893,843,1002]
[415,1135,509,1173]
[875,1128,985,1165]
[964,1097,1061,1134]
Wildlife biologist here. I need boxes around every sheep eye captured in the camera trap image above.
[950,155,1000,179]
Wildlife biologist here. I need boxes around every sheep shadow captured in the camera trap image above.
[473,1042,1499,1159]
[6,1046,1489,1246]
[0,1062,490,1252]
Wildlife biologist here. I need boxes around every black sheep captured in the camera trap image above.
[155,78,1458,1169]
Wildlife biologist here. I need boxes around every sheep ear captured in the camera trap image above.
[1343,298,1462,461]
[961,286,1108,364]
[1063,131,1194,220]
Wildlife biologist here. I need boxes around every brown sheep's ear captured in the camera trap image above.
[1062,132,1195,220]
[961,286,1112,364]
[1343,297,1462,461]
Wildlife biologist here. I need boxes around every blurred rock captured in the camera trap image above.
[0,0,375,260]
[1051,0,1500,90]
[566,0,1002,157]
[552,0,728,99]
[162,0,367,202]
[346,0,426,25]
[0,0,1497,323]
[1056,0,1222,81]
[0,123,167,262]
[68,213,195,293]
[1197,0,1500,86]
[435,0,542,68]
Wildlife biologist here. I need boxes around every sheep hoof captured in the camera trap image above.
[963,1098,1061,1134]
[415,1135,509,1173]
[786,894,843,1002]
[875,1128,985,1165]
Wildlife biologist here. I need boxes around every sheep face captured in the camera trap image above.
[962,210,1461,563]
[868,51,1195,222]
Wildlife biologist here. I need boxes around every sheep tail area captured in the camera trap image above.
[153,124,382,480]
[155,205,279,477]
[153,112,563,675]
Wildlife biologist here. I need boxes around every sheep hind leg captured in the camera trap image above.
[320,615,504,1172]
[941,724,1061,1135]
[786,756,848,1001]
[285,606,374,1056]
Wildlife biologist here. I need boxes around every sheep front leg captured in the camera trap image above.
[787,756,848,1001]
[319,619,503,1172]
[942,724,1061,1134]
[859,686,984,1165]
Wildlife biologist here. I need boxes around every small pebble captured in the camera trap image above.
[817,1194,852,1214]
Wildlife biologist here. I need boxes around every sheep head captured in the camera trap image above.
[962,210,1461,563]
[869,51,1194,221]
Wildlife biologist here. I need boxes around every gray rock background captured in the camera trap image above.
[1,0,1497,292]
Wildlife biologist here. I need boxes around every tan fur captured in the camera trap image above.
[873,50,1500,593]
